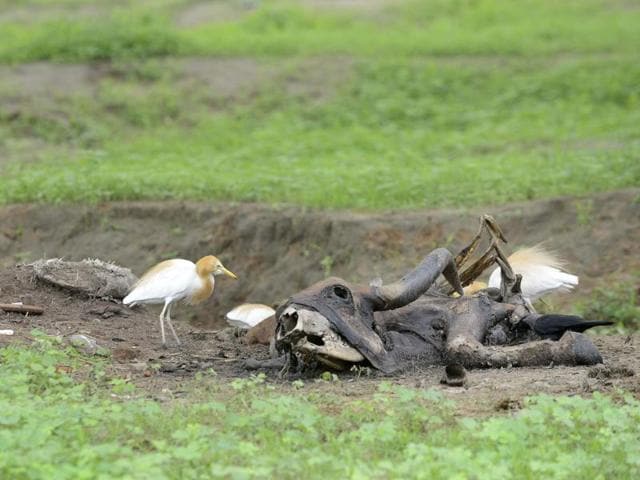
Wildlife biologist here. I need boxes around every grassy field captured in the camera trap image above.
[1,335,639,479]
[1,0,639,208]
[1,2,640,478]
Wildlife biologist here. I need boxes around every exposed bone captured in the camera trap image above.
[454,214,507,271]
[244,356,286,370]
[0,303,44,314]
[277,306,364,370]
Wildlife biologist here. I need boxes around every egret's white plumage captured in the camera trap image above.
[487,245,578,302]
[226,303,275,329]
[123,255,236,346]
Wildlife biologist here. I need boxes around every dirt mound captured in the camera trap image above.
[1,189,638,329]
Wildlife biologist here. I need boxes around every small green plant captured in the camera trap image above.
[575,199,594,226]
[320,255,334,276]
[230,372,267,391]
[110,377,136,395]
[578,278,640,331]
[1,340,640,479]
[319,371,339,382]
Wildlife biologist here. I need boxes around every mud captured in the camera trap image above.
[0,261,637,415]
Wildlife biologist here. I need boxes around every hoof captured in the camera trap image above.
[560,332,603,365]
[440,363,467,387]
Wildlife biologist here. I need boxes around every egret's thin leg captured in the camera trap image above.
[165,303,181,346]
[159,302,169,347]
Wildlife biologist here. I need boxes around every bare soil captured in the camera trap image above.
[0,262,637,415]
[0,191,639,413]
[1,189,639,325]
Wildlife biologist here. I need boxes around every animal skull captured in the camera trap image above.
[276,306,364,370]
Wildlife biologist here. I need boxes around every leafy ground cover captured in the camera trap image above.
[1,0,639,61]
[1,335,639,479]
[1,0,639,208]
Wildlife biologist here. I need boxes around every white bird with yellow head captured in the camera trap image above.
[123,255,237,346]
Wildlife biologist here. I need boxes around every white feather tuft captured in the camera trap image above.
[226,303,275,329]
[488,245,579,302]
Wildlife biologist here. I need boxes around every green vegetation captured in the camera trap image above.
[1,55,638,208]
[578,274,640,332]
[1,4,638,478]
[1,1,640,61]
[1,336,639,479]
[1,0,639,208]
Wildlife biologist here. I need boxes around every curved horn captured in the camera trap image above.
[368,248,463,311]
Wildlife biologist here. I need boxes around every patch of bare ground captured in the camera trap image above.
[172,56,354,103]
[174,1,257,27]
[173,0,403,27]
[0,190,638,411]
[304,0,402,16]
[0,3,105,24]
[0,262,637,415]
[0,63,101,96]
[0,56,353,115]
[1,189,639,325]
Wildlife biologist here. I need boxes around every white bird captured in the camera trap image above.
[226,303,275,330]
[487,245,578,302]
[123,255,237,346]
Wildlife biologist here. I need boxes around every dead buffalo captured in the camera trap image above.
[274,216,611,375]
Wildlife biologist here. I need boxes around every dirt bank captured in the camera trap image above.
[1,189,639,327]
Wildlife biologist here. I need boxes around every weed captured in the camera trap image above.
[320,255,334,276]
[0,340,639,478]
[578,276,640,331]
[575,199,594,226]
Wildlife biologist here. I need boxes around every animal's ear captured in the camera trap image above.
[366,248,463,311]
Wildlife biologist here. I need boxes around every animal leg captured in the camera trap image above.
[165,303,181,346]
[441,296,600,369]
[159,302,169,347]
[445,331,603,368]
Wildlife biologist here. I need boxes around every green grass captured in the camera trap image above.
[577,273,640,332]
[1,55,639,208]
[0,0,639,208]
[1,335,639,479]
[1,1,640,61]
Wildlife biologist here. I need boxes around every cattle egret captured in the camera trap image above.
[123,255,237,346]
[487,245,578,302]
[226,303,275,329]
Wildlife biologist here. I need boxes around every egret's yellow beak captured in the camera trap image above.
[222,267,237,279]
